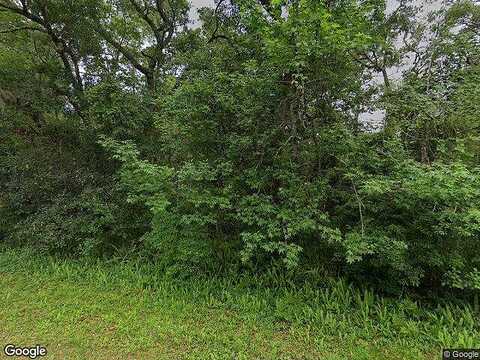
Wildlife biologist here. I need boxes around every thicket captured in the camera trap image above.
[0,0,479,297]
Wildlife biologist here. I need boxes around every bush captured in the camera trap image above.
[343,160,480,292]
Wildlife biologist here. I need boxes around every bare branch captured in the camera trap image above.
[207,0,227,44]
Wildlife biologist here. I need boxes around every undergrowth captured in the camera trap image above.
[1,247,478,359]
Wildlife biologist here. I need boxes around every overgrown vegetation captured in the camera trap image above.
[0,0,479,355]
[0,248,479,359]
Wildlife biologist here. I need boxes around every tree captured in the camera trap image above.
[92,0,190,93]
[0,0,100,112]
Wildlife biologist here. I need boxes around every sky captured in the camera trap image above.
[189,0,214,24]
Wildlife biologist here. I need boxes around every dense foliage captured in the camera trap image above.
[1,0,479,297]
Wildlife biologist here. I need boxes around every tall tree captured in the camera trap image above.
[92,0,189,93]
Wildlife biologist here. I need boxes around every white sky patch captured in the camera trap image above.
[189,0,215,27]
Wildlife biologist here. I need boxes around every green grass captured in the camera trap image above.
[0,248,478,359]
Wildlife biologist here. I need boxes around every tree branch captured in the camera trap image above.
[95,26,151,76]
[0,1,45,24]
[0,25,45,33]
[155,0,171,26]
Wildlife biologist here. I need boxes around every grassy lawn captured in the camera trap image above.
[0,249,477,359]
